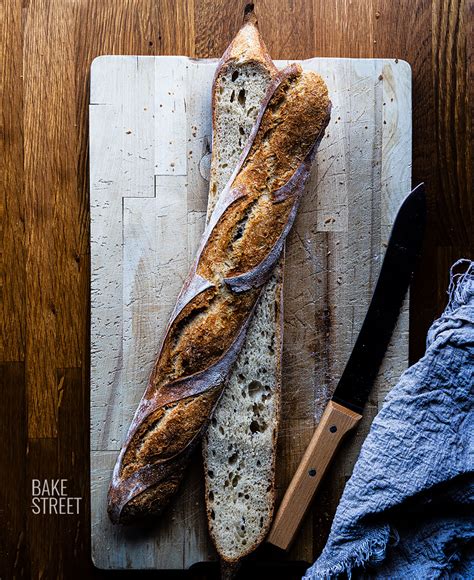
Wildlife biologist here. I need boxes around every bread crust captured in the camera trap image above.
[107,62,331,525]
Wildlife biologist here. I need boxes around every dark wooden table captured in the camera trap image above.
[2,1,472,578]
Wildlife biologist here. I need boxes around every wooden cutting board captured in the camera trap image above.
[90,56,411,569]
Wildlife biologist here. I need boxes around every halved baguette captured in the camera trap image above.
[107,57,331,525]
[202,13,282,563]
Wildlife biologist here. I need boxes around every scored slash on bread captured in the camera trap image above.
[107,25,331,529]
[202,10,282,565]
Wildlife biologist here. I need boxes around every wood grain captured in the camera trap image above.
[1,0,471,577]
[23,0,79,437]
[259,0,316,60]
[194,0,247,57]
[1,0,25,363]
[0,363,28,578]
[432,0,472,246]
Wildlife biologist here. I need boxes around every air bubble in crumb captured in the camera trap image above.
[248,380,264,398]
[250,420,260,433]
[229,452,238,464]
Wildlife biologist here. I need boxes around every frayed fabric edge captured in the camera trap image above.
[445,259,474,315]
[303,528,391,580]
[427,259,473,347]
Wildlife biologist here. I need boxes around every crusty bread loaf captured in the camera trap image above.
[202,14,282,563]
[107,62,331,525]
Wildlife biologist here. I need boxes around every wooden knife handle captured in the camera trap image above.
[267,400,362,551]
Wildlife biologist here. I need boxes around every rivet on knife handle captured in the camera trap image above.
[267,401,362,551]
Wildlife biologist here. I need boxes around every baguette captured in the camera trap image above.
[107,63,331,525]
[202,14,282,563]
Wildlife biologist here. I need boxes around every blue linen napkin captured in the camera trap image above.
[304,260,474,579]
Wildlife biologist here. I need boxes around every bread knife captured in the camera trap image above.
[266,183,426,551]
